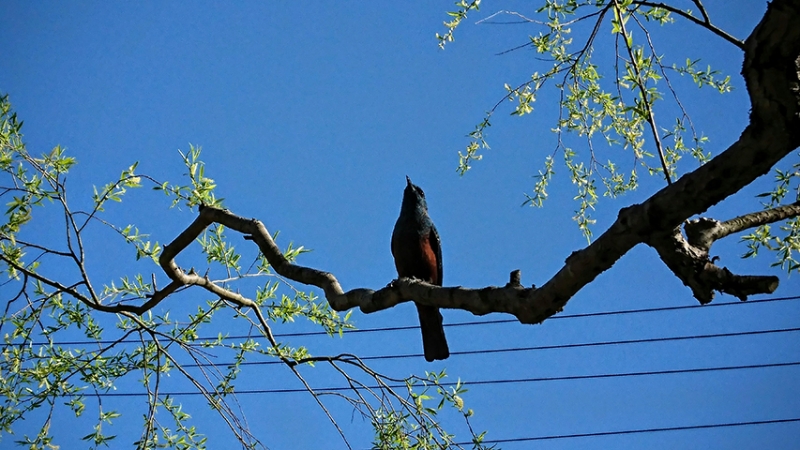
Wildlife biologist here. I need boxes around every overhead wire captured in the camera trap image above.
[14,294,800,347]
[78,360,800,397]
[179,326,800,367]
[452,417,800,445]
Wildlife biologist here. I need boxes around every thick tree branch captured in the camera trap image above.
[163,206,536,319]
[685,202,800,252]
[529,0,799,310]
[648,227,779,303]
[647,201,800,303]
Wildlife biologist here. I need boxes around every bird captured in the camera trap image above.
[391,176,450,362]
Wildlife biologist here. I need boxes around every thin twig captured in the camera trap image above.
[633,0,744,49]
[614,0,672,184]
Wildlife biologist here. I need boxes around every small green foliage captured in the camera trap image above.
[523,155,555,207]
[14,421,59,450]
[92,162,141,212]
[198,224,240,272]
[450,1,730,237]
[102,274,154,303]
[742,156,800,272]
[371,370,494,450]
[564,148,598,241]
[282,240,310,263]
[457,116,490,175]
[38,145,77,175]
[436,0,482,49]
[506,81,540,117]
[153,145,223,209]
[81,408,120,448]
[265,288,353,337]
[135,396,208,449]
[662,118,711,172]
[118,224,162,262]
[672,58,733,93]
[640,5,673,24]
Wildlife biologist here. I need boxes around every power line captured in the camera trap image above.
[256,294,800,339]
[456,417,800,445]
[15,294,800,347]
[179,326,800,368]
[79,360,800,397]
[457,361,800,387]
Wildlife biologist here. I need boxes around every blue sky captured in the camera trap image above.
[2,1,798,449]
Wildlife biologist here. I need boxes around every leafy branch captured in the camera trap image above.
[0,94,489,449]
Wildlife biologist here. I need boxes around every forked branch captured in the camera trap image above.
[648,227,779,304]
[684,202,800,252]
[632,0,745,49]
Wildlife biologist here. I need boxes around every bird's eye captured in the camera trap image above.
[416,187,425,197]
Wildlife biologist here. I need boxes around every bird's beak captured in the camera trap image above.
[406,176,412,186]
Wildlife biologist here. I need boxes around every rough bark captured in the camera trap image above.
[649,227,779,304]
[685,202,800,252]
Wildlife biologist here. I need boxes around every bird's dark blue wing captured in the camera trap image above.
[429,224,443,287]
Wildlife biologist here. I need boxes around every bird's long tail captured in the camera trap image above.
[415,304,450,362]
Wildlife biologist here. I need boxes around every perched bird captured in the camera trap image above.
[391,176,449,362]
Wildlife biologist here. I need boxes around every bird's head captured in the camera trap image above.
[402,176,428,212]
